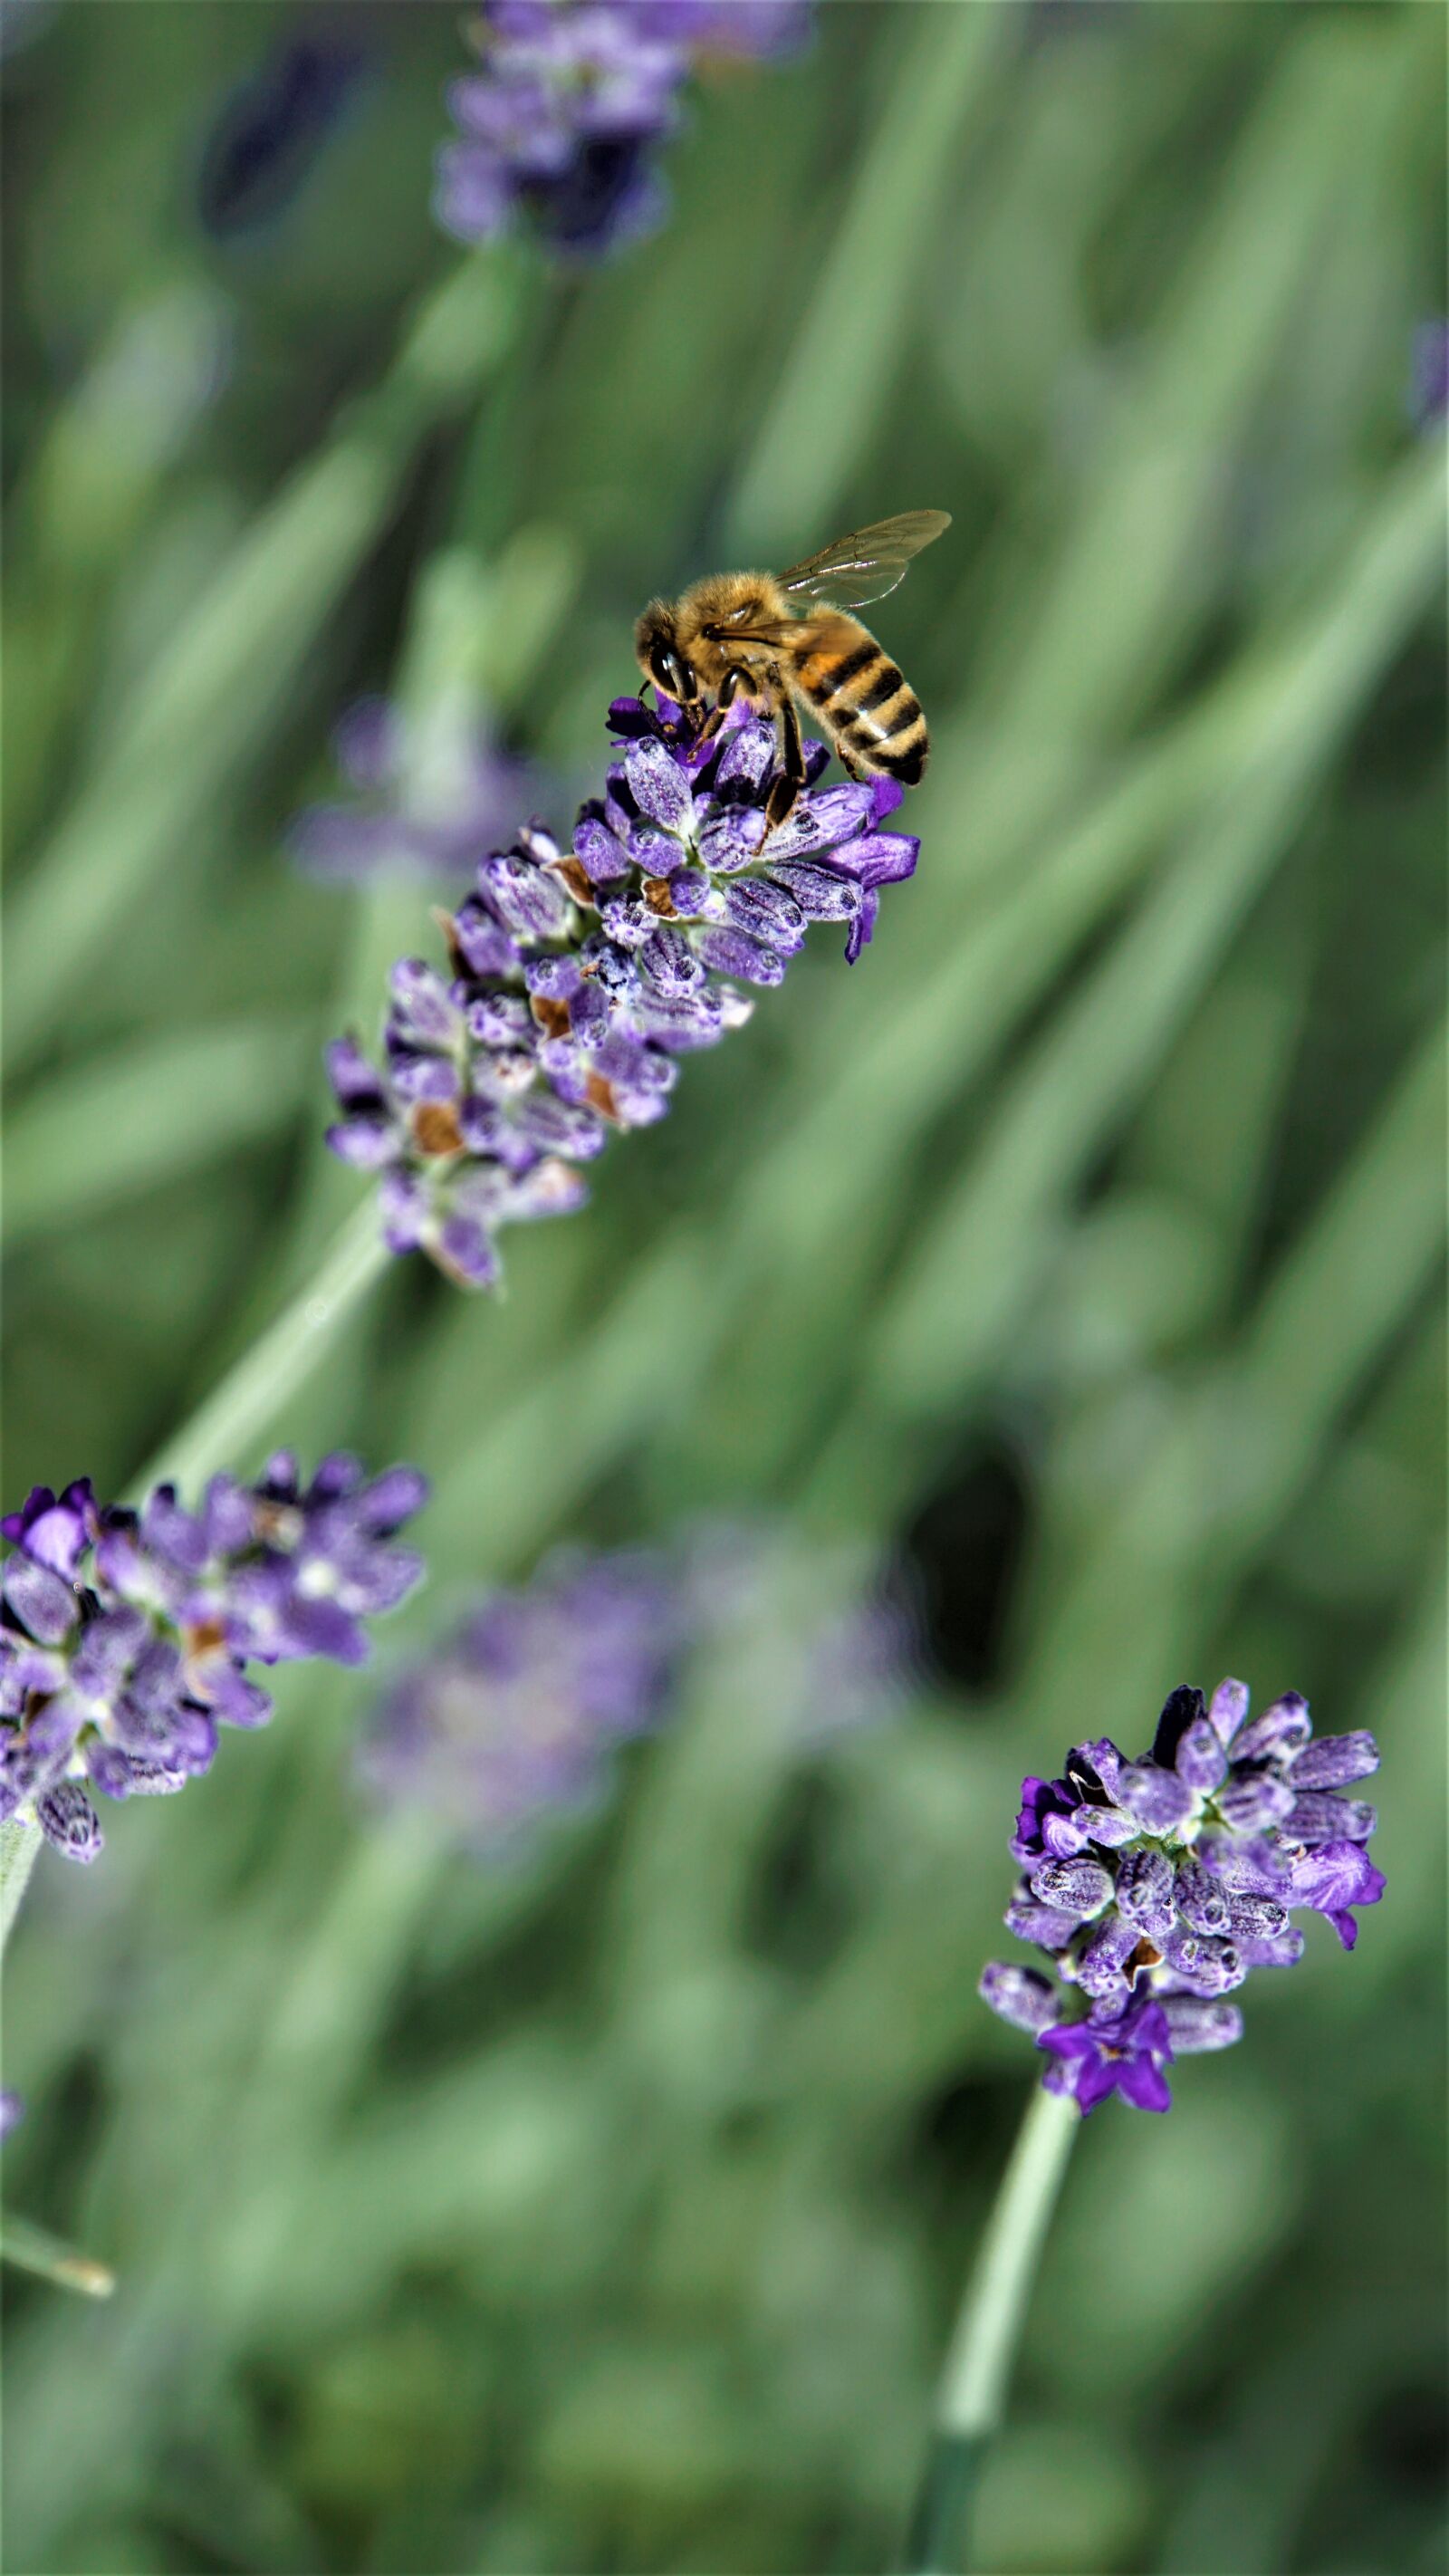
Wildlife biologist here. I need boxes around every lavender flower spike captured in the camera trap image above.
[290,697,550,892]
[978,1678,1385,2113]
[326,689,921,1288]
[436,0,810,259]
[359,1548,679,1849]
[0,1457,427,1862]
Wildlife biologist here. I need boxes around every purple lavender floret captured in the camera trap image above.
[0,1458,427,1864]
[290,697,549,890]
[979,1678,1384,2113]
[436,0,809,258]
[325,691,920,1288]
[359,1548,680,1848]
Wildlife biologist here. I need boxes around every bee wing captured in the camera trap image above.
[778,509,951,608]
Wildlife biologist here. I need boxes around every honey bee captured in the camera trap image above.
[634,509,950,833]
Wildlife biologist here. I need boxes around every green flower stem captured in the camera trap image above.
[0,1817,43,1957]
[906,2081,1080,2574]
[0,2206,115,2299]
[130,1197,390,1503]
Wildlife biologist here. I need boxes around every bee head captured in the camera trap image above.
[634,601,699,710]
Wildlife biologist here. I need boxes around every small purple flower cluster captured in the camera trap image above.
[980,1681,1385,2114]
[437,0,809,258]
[0,1457,428,1863]
[325,692,919,1287]
[359,1548,679,1846]
[360,1526,915,1850]
[290,697,546,891]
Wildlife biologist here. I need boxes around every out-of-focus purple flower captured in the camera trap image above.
[197,32,369,239]
[359,1548,679,1847]
[435,0,810,258]
[0,1458,427,1865]
[1409,322,1449,431]
[290,697,551,890]
[326,691,919,1289]
[0,2090,24,2142]
[979,1679,1384,2112]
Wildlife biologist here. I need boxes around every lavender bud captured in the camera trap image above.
[1076,1911,1143,2003]
[1287,1793,1377,1846]
[1030,1854,1115,1921]
[1206,1677,1250,1748]
[1287,1730,1379,1789]
[1159,1928,1244,1995]
[1175,1716,1227,1793]
[1160,1996,1243,2053]
[1216,1766,1297,1831]
[1003,1891,1080,1952]
[1151,1683,1207,1768]
[1230,1691,1312,1763]
[1115,1846,1175,1941]
[1173,1855,1232,1937]
[36,1780,103,1863]
[979,1963,1059,2034]
[1118,1762,1196,1833]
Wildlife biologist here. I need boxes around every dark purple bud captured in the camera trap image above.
[1160,1996,1243,2054]
[1118,1762,1196,1833]
[1151,1684,1207,1769]
[36,1779,103,1862]
[1173,1854,1231,1937]
[1287,1731,1379,1789]
[1230,1691,1311,1764]
[1030,1854,1114,1921]
[979,1963,1060,2034]
[1115,1847,1175,1941]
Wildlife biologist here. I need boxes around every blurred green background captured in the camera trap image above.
[3,3,1445,2570]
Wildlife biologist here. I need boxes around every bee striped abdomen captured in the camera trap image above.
[797,630,928,785]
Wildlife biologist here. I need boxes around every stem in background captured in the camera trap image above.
[0,1818,43,1957]
[905,2081,1080,2575]
[130,1197,390,1501]
[0,2206,115,2299]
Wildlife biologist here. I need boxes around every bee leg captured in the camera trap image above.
[695,663,753,749]
[761,689,807,838]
